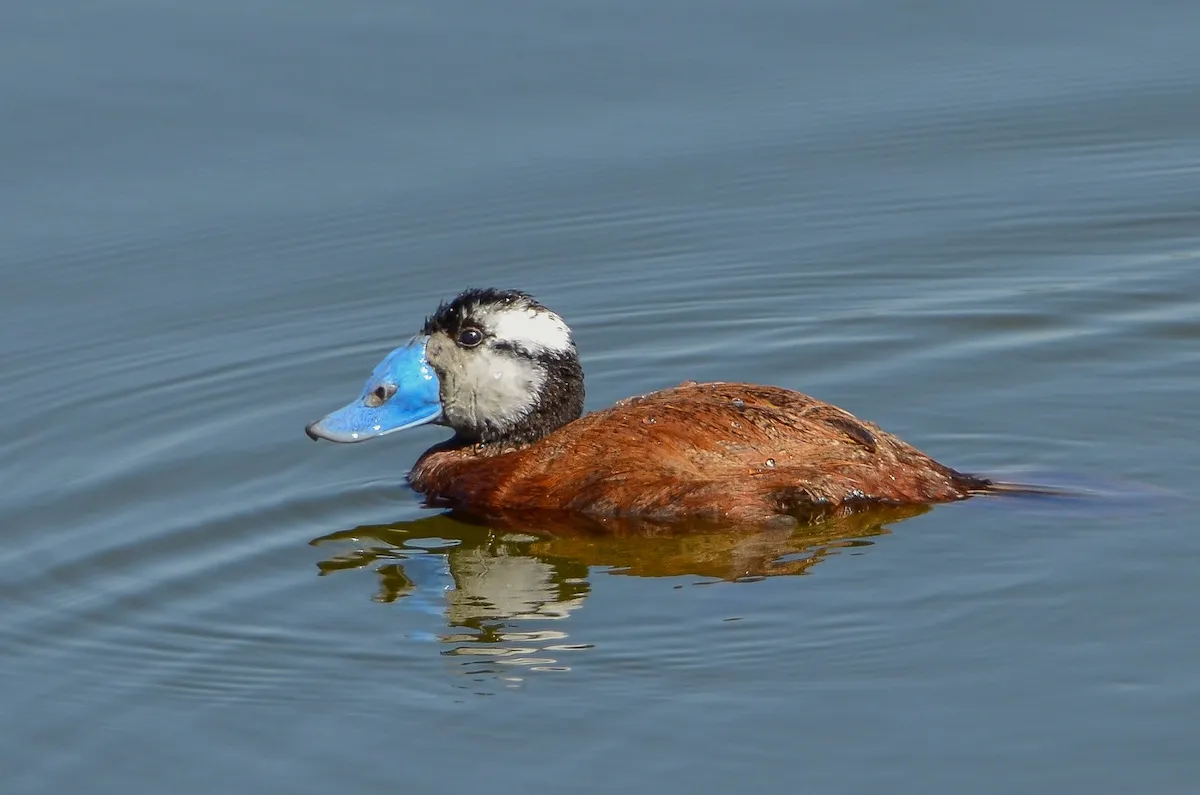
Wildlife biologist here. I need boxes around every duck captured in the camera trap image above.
[306,287,998,525]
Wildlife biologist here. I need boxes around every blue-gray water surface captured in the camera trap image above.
[3,1,1199,793]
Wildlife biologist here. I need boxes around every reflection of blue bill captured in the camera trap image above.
[393,551,453,627]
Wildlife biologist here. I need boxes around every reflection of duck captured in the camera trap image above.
[312,505,928,608]
[312,507,927,675]
[308,288,1008,524]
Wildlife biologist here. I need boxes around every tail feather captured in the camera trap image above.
[965,477,1085,499]
[956,469,1171,511]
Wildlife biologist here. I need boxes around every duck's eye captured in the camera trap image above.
[457,327,484,348]
[364,383,397,407]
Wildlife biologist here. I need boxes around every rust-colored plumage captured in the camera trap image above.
[410,380,990,524]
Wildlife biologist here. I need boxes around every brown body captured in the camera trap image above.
[410,381,990,524]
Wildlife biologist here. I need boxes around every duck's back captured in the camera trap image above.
[410,381,989,523]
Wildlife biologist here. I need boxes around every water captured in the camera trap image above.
[3,1,1199,792]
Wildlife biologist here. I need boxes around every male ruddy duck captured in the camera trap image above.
[307,288,997,524]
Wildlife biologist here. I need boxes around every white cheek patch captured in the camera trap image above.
[484,305,573,355]
[460,348,544,424]
[433,337,545,435]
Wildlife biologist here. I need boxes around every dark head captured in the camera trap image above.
[305,288,585,446]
